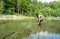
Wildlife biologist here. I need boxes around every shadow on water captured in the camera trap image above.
[22,31,60,39]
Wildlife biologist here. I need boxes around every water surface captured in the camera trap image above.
[22,31,60,39]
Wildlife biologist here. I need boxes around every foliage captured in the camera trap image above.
[0,0,60,16]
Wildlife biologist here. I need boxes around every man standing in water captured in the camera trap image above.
[36,13,44,25]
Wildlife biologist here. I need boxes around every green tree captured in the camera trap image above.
[0,0,4,14]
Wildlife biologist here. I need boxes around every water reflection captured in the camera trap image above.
[22,31,60,39]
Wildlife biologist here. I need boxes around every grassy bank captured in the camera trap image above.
[0,18,60,39]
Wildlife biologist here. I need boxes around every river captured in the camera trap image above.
[22,31,60,39]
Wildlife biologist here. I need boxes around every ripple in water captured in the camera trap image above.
[22,31,60,39]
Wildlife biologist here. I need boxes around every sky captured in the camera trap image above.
[37,0,58,3]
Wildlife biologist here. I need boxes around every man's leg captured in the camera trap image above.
[38,18,41,25]
[39,19,43,25]
[40,19,43,23]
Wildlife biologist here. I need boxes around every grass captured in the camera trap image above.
[0,18,60,39]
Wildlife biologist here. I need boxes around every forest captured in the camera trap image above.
[0,0,60,17]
